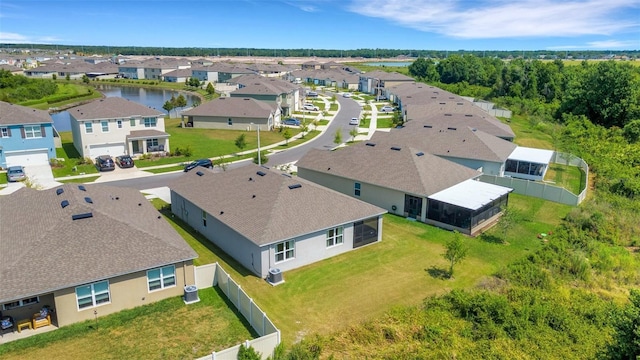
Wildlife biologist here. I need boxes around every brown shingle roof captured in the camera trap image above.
[68,97,163,120]
[169,165,386,246]
[0,101,53,126]
[0,184,196,302]
[296,142,481,196]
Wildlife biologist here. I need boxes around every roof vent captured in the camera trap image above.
[257,171,266,176]
[449,97,454,99]
[281,173,292,178]
[471,128,477,131]
[196,171,204,176]
[78,185,86,191]
[249,177,253,181]
[465,114,473,117]
[84,197,93,204]
[447,127,457,131]
[365,142,376,147]
[416,152,425,156]
[288,184,302,190]
[439,102,446,105]
[252,194,256,198]
[390,146,401,151]
[61,200,69,208]
[444,113,452,116]
[457,102,464,105]
[431,96,437,99]
[423,125,432,128]
[56,188,64,196]
[72,212,93,221]
[220,211,224,215]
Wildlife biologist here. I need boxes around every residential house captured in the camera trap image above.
[301,61,322,70]
[169,165,386,278]
[142,59,191,81]
[358,70,414,98]
[181,97,279,130]
[68,97,170,158]
[0,101,56,169]
[0,183,197,327]
[297,141,512,236]
[191,63,254,84]
[163,68,193,83]
[228,74,302,115]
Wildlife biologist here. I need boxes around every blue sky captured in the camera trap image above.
[1,0,638,51]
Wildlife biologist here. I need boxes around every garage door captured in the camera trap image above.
[5,149,50,167]
[89,143,126,158]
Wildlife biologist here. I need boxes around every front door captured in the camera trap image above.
[132,140,140,154]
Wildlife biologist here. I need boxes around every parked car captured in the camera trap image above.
[349,117,360,125]
[6,166,26,182]
[342,93,352,98]
[283,118,301,126]
[115,155,135,168]
[307,91,318,97]
[184,158,213,172]
[303,104,319,111]
[95,155,115,172]
[380,105,395,112]
[377,95,388,100]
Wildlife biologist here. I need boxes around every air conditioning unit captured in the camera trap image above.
[183,285,200,304]
[267,268,284,286]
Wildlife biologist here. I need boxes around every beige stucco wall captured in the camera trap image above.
[71,115,166,158]
[52,261,194,327]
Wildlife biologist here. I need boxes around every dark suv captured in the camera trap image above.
[184,159,213,172]
[95,155,115,172]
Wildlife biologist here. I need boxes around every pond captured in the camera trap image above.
[363,61,414,67]
[51,85,200,131]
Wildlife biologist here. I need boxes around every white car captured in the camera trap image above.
[349,117,359,125]
[380,105,395,112]
[303,104,319,111]
[342,93,352,98]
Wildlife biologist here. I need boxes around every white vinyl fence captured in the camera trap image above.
[194,263,280,360]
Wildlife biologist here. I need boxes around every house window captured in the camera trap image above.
[130,118,136,127]
[101,121,109,132]
[354,182,361,196]
[75,280,110,309]
[147,138,159,150]
[0,127,9,137]
[144,117,157,128]
[227,118,233,126]
[85,122,93,134]
[326,226,344,247]
[147,265,176,291]
[2,297,39,311]
[117,120,123,129]
[24,125,42,138]
[202,210,207,227]
[275,240,295,263]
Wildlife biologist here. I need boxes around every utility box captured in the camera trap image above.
[183,285,200,304]
[267,268,284,286]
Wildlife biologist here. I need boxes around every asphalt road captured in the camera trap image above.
[100,94,363,190]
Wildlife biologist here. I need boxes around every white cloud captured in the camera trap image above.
[0,32,62,44]
[348,0,640,39]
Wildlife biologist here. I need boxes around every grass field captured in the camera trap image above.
[52,132,99,178]
[0,288,253,360]
[154,193,571,345]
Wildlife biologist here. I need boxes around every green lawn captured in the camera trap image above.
[376,116,395,128]
[17,83,102,110]
[545,163,587,195]
[0,288,253,360]
[153,193,571,344]
[52,132,99,178]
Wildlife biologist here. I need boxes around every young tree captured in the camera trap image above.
[300,119,309,138]
[237,344,261,360]
[283,128,292,145]
[253,152,268,165]
[333,128,342,146]
[349,127,358,142]
[497,205,521,241]
[312,119,320,131]
[205,82,215,95]
[65,74,70,81]
[175,94,187,111]
[82,74,90,84]
[234,133,247,152]
[442,231,469,277]
[162,100,175,116]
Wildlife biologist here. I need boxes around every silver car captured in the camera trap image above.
[6,166,26,182]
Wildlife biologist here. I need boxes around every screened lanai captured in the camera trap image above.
[426,179,512,236]
[505,147,555,181]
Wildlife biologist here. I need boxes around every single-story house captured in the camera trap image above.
[169,164,387,278]
[228,74,302,115]
[0,184,197,328]
[297,141,512,236]
[181,97,279,131]
[0,101,56,169]
[69,97,170,158]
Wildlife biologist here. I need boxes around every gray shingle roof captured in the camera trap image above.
[296,142,481,196]
[0,184,196,303]
[373,125,517,163]
[68,97,163,121]
[169,165,386,246]
[182,97,274,118]
[403,111,515,139]
[0,101,53,126]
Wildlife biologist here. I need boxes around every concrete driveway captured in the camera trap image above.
[24,164,61,190]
